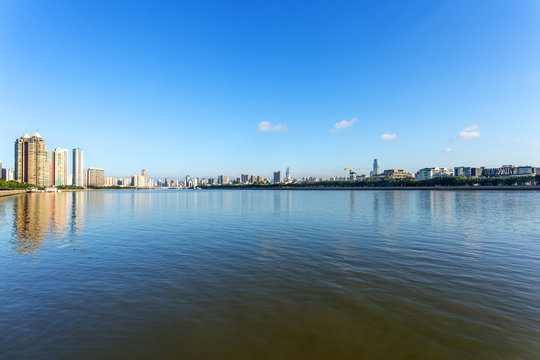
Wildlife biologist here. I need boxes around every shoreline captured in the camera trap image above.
[0,190,27,198]
[3,186,540,195]
[200,185,540,191]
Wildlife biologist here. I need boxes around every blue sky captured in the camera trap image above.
[1,0,539,178]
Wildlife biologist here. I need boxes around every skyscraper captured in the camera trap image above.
[285,167,290,181]
[371,159,380,177]
[14,132,49,186]
[73,148,84,186]
[52,148,69,186]
[274,171,283,183]
[142,169,148,186]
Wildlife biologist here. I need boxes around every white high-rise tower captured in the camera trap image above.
[73,148,84,186]
[52,147,68,186]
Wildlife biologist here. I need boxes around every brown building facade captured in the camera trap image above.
[14,132,49,187]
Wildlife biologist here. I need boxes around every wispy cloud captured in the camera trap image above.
[459,124,480,140]
[379,133,397,141]
[463,124,479,131]
[331,118,358,132]
[258,121,287,132]
[533,143,540,148]
[441,148,452,153]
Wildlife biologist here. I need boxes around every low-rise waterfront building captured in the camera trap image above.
[481,165,536,177]
[380,169,410,179]
[416,168,438,180]
[433,168,454,178]
[454,166,482,178]
[416,167,453,180]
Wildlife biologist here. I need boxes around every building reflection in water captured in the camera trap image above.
[10,192,86,255]
[273,190,292,217]
[70,191,85,237]
[13,194,56,255]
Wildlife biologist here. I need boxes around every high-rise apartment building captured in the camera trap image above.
[131,174,145,187]
[73,148,84,186]
[52,148,69,186]
[2,168,14,181]
[104,177,115,186]
[14,132,49,186]
[85,168,104,187]
[141,169,148,186]
[273,171,283,183]
[218,174,229,185]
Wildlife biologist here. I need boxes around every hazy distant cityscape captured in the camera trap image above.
[1,131,538,189]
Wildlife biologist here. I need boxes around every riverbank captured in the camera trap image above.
[0,189,27,198]
[202,185,540,191]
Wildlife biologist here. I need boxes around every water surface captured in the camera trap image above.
[1,190,539,359]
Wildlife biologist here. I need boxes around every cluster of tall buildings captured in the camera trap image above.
[8,132,160,188]
[104,169,154,188]
[0,159,15,181]
[9,132,87,187]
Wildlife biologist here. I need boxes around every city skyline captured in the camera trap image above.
[1,1,539,177]
[3,130,539,188]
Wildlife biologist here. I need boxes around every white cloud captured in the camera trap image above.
[379,133,397,141]
[258,121,287,132]
[331,118,358,132]
[533,143,540,148]
[441,148,452,153]
[463,124,479,131]
[459,124,480,139]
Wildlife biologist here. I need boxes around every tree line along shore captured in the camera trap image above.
[199,175,540,189]
[2,175,540,191]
